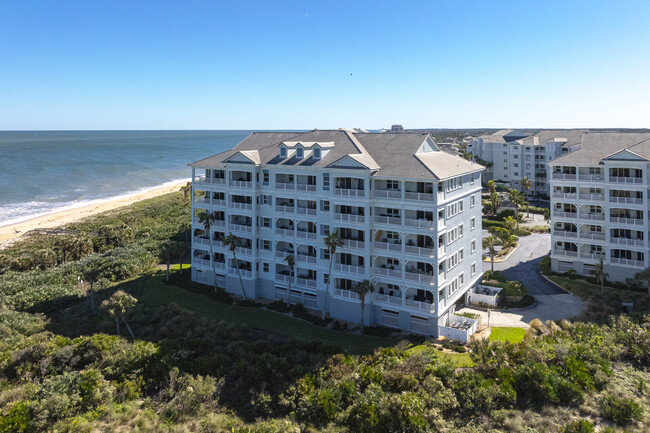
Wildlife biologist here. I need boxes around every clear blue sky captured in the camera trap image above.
[1,0,649,130]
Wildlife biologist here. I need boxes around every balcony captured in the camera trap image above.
[552,192,577,199]
[234,246,252,256]
[374,241,402,253]
[275,251,292,260]
[374,215,402,226]
[296,207,317,217]
[333,213,365,224]
[609,217,644,226]
[610,237,645,247]
[404,218,435,230]
[229,180,252,189]
[296,277,317,289]
[404,245,435,257]
[578,174,604,181]
[578,193,604,201]
[276,273,293,284]
[580,213,605,221]
[229,268,253,279]
[609,197,644,205]
[581,252,606,261]
[375,267,402,279]
[553,230,577,239]
[580,232,606,241]
[610,257,645,268]
[193,197,211,205]
[275,228,295,237]
[229,223,252,233]
[553,211,577,219]
[552,173,577,180]
[193,236,211,246]
[374,293,403,307]
[296,184,316,192]
[333,288,360,301]
[276,182,295,191]
[194,175,226,186]
[213,261,226,271]
[341,239,365,250]
[405,299,435,313]
[552,249,578,257]
[334,188,365,198]
[275,205,295,214]
[229,202,252,211]
[296,230,317,240]
[333,263,365,275]
[609,176,643,184]
[296,254,317,264]
[374,190,401,199]
[404,192,434,202]
[193,257,211,268]
[404,271,435,285]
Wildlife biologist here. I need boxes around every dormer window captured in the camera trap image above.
[313,148,321,159]
[280,147,287,158]
[296,148,304,159]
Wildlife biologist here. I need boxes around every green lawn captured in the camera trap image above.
[406,344,474,367]
[139,275,398,354]
[489,327,525,343]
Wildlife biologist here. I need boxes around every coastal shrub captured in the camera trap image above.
[266,300,291,313]
[483,270,506,283]
[540,256,551,274]
[599,394,644,425]
[562,419,595,433]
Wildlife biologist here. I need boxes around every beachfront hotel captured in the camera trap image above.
[549,132,650,282]
[469,129,586,195]
[188,130,484,338]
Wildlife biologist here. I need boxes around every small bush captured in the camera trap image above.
[562,419,595,433]
[266,300,291,313]
[362,325,394,338]
[567,269,578,280]
[483,270,506,283]
[599,394,644,425]
[540,256,551,274]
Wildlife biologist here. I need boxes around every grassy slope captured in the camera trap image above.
[489,327,525,343]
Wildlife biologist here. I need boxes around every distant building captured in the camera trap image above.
[391,124,404,133]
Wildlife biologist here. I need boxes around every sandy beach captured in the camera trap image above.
[0,180,188,246]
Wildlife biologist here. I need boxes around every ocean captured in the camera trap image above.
[0,130,254,227]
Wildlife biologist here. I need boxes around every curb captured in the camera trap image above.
[539,271,574,296]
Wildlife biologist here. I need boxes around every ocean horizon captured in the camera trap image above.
[0,130,259,227]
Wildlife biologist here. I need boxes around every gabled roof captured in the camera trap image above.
[549,132,650,165]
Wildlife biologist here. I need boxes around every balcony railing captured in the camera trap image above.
[296,254,317,264]
[580,232,606,241]
[334,188,365,198]
[333,263,365,275]
[375,267,402,279]
[580,213,605,221]
[578,174,604,181]
[275,251,292,259]
[553,211,577,219]
[405,299,435,313]
[275,205,295,214]
[213,261,226,270]
[552,192,577,199]
[296,278,317,289]
[552,173,577,180]
[194,175,226,185]
[404,245,435,257]
[193,236,211,245]
[229,180,252,188]
[229,223,252,233]
[374,294,403,307]
[275,228,295,237]
[296,230,317,240]
[404,271,435,285]
[578,193,604,201]
[333,213,365,224]
[276,182,295,190]
[276,273,293,283]
[554,230,577,239]
[333,288,360,301]
[404,218,435,230]
[609,176,643,184]
[609,196,644,205]
[404,191,434,201]
[296,184,317,192]
[193,257,211,268]
[341,239,365,250]
[234,246,252,256]
[581,252,606,261]
[229,202,252,211]
[230,268,253,279]
[193,197,211,205]
[296,207,317,216]
[610,217,644,226]
[374,241,402,252]
[610,237,645,247]
[374,215,402,226]
[610,257,645,268]
[552,249,578,257]
[374,190,401,199]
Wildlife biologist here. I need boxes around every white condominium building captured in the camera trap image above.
[549,132,650,282]
[469,129,585,195]
[189,130,484,337]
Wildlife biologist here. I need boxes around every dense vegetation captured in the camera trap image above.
[0,192,648,432]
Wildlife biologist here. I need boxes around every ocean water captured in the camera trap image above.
[0,130,253,227]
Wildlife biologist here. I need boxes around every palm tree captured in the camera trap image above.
[489,191,503,216]
[634,267,650,310]
[159,241,176,283]
[199,211,218,293]
[590,258,609,299]
[521,177,532,217]
[488,180,496,194]
[284,254,295,293]
[502,216,516,232]
[322,231,343,320]
[483,235,503,273]
[352,280,375,330]
[83,265,100,311]
[224,232,248,299]
[181,181,192,203]
[101,290,137,338]
[508,189,525,230]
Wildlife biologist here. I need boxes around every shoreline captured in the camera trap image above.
[0,179,188,247]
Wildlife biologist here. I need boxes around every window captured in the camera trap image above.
[471,240,476,253]
[386,180,399,190]
[470,174,475,185]
[280,147,287,158]
[296,148,304,159]
[459,273,464,286]
[262,217,271,228]
[470,195,475,207]
[446,200,463,218]
[320,200,330,211]
[323,273,329,284]
[262,240,271,250]
[323,173,330,191]
[261,195,271,206]
[263,263,269,273]
[446,176,463,192]
[320,224,330,236]
[322,249,330,260]
[313,148,321,159]
[263,170,269,186]
[471,262,476,276]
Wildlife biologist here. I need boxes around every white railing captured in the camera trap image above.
[581,232,606,241]
[213,261,226,270]
[610,257,645,268]
[404,245,435,257]
[610,176,643,184]
[610,217,644,226]
[296,278,317,289]
[374,241,402,252]
[581,252,606,261]
[404,191,434,202]
[276,182,295,190]
[234,246,252,256]
[229,223,252,233]
[333,263,365,275]
[404,218,435,229]
[552,192,577,199]
[296,230,317,240]
[333,213,365,223]
[194,175,226,185]
[552,249,578,257]
[374,294,403,306]
[580,213,605,221]
[193,197,211,205]
[334,188,365,198]
[229,180,252,188]
[375,267,402,279]
[405,298,435,313]
[578,193,604,201]
[193,237,211,245]
[276,273,293,283]
[470,285,502,307]
[438,246,446,257]
[405,271,435,285]
[438,219,446,230]
[609,196,644,205]
[552,173,577,180]
[374,215,402,226]
[275,251,292,259]
[553,212,577,218]
[333,288,360,301]
[610,237,645,247]
[296,207,317,216]
[275,205,295,214]
[296,184,317,192]
[275,228,295,237]
[374,190,401,199]
[229,202,252,211]
[342,239,365,250]
[578,174,604,181]
[554,231,577,239]
[229,268,252,279]
[193,258,211,268]
[296,254,317,264]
